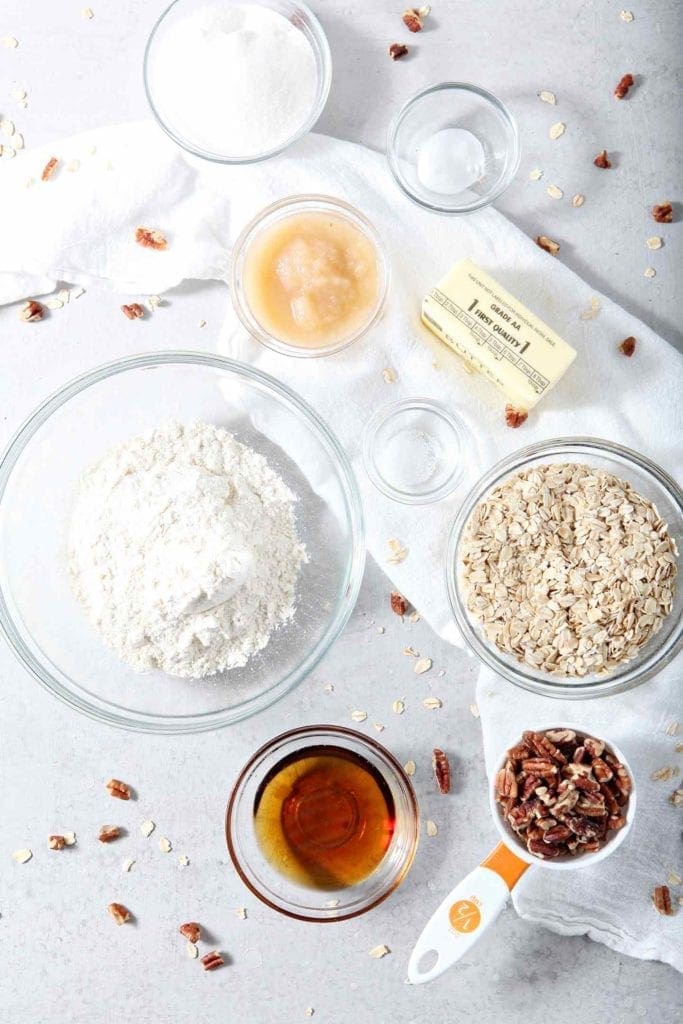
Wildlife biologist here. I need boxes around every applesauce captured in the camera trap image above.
[233,197,388,355]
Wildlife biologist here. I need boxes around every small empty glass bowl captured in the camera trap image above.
[387,83,520,213]
[363,399,469,504]
[447,438,683,699]
[226,725,420,921]
[230,194,390,357]
[144,0,332,164]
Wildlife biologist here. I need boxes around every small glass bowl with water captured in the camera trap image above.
[387,83,520,214]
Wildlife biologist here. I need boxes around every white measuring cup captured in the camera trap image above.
[408,725,637,984]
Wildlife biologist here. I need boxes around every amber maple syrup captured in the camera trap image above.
[253,745,396,890]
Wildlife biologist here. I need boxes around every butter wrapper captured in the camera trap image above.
[421,259,576,410]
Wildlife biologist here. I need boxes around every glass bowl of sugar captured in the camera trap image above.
[387,83,520,214]
[144,0,332,164]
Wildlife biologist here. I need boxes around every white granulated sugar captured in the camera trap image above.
[149,3,318,158]
[67,421,306,679]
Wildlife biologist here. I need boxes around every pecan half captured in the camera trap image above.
[106,778,131,800]
[99,825,122,843]
[544,729,575,745]
[614,73,635,99]
[583,736,605,758]
[527,837,560,859]
[535,235,560,256]
[525,730,567,765]
[201,951,225,971]
[402,8,428,32]
[652,202,673,224]
[135,226,168,251]
[121,303,145,320]
[432,748,451,794]
[592,757,613,782]
[41,156,59,181]
[496,762,518,799]
[107,902,131,925]
[652,885,673,916]
[593,149,612,169]
[618,336,636,357]
[390,591,408,616]
[18,300,45,322]
[388,43,409,60]
[48,835,66,850]
[179,922,201,943]
[504,405,528,429]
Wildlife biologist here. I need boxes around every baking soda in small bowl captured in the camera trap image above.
[145,1,328,161]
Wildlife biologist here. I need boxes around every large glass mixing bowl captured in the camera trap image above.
[0,353,365,733]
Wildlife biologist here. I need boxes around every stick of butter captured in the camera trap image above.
[421,259,576,410]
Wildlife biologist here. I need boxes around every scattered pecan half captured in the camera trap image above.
[107,902,131,925]
[652,885,673,916]
[432,748,451,794]
[135,226,168,251]
[652,202,673,223]
[99,825,122,843]
[504,405,528,429]
[388,43,409,60]
[535,234,560,256]
[18,300,45,322]
[618,336,636,357]
[614,73,635,99]
[41,156,59,182]
[390,591,409,616]
[201,951,225,971]
[593,149,612,169]
[402,6,430,32]
[121,303,145,320]
[496,728,631,860]
[179,922,201,943]
[48,835,66,850]
[106,778,131,800]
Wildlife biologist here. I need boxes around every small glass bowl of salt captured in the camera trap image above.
[144,0,332,164]
[362,399,469,505]
[386,83,520,214]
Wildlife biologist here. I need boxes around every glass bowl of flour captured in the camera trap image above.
[144,0,332,163]
[0,353,364,733]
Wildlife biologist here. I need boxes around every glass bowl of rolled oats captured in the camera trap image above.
[447,438,683,698]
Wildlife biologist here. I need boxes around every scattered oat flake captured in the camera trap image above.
[414,657,432,675]
[423,697,442,710]
[546,185,563,199]
[198,319,207,328]
[652,766,677,782]
[45,299,64,310]
[12,133,23,150]
[2,146,15,159]
[469,703,480,719]
[676,743,683,755]
[178,854,190,867]
[392,699,405,715]
[646,236,663,250]
[66,159,80,172]
[580,296,601,320]
[0,118,14,136]
[382,367,397,384]
[148,294,162,310]
[1,36,18,48]
[376,625,385,634]
[350,710,368,723]
[644,267,657,279]
[82,7,94,18]
[159,836,172,853]
[10,87,27,101]
[140,820,155,837]
[403,646,419,657]
[373,722,385,732]
[667,871,682,886]
[122,858,135,873]
[323,683,334,693]
[572,193,585,208]
[665,722,680,737]
[305,1010,315,1019]
[236,907,247,919]
[404,760,416,776]
[549,122,566,140]
[619,9,634,21]
[369,944,390,959]
[387,539,408,565]
[187,941,199,959]
[528,168,543,181]
[57,288,70,304]
[12,849,32,863]
[670,789,683,806]
[63,832,76,846]
[425,820,438,837]
[538,90,556,105]
[71,286,85,299]
[410,611,421,623]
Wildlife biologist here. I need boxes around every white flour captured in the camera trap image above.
[148,3,319,158]
[67,421,306,679]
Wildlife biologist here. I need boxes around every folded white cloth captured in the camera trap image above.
[1,121,681,969]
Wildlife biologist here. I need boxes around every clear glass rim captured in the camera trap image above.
[446,436,683,699]
[225,724,420,921]
[362,398,467,505]
[230,193,391,358]
[386,81,521,215]
[143,0,333,165]
[0,351,366,734]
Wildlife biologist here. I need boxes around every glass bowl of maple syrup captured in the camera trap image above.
[226,725,420,921]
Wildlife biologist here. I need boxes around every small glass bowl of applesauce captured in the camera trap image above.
[230,195,390,357]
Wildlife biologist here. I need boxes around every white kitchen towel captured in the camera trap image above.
[0,122,681,968]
